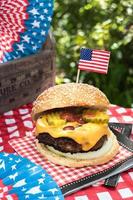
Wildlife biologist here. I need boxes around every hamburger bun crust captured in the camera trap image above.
[36,131,119,168]
[32,83,110,120]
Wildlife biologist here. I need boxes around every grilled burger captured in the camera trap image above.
[32,83,119,168]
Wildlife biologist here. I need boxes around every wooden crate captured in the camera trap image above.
[0,34,55,114]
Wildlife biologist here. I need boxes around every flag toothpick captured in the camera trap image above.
[76,48,111,83]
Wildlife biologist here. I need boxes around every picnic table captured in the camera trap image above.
[0,103,133,200]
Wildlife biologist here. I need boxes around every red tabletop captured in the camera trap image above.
[0,103,133,200]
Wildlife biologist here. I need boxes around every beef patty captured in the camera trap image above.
[37,133,107,153]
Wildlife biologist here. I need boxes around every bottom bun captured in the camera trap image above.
[36,131,119,168]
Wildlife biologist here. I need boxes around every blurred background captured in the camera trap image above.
[52,0,133,108]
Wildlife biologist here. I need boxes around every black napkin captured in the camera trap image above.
[104,123,132,187]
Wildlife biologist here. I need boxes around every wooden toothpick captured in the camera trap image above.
[76,69,80,83]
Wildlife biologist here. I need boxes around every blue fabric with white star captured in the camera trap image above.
[0,152,64,199]
[3,0,53,63]
[80,48,93,60]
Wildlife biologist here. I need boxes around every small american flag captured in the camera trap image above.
[78,48,110,74]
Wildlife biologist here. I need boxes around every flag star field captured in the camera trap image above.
[0,152,64,199]
[0,0,54,63]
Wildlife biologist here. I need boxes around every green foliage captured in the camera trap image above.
[52,0,133,107]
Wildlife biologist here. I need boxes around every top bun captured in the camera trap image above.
[32,83,110,120]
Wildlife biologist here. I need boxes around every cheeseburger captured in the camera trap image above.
[32,83,119,168]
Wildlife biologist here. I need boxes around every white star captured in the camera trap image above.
[40,3,44,6]
[9,158,13,161]
[33,45,37,50]
[26,164,31,168]
[44,23,47,27]
[30,166,38,172]
[44,9,48,14]
[11,164,16,170]
[48,188,58,194]
[0,160,5,170]
[3,153,9,157]
[22,187,26,191]
[9,172,18,181]
[41,30,46,36]
[32,20,40,28]
[48,16,52,22]
[41,173,46,178]
[15,159,21,163]
[32,32,37,36]
[39,194,46,199]
[29,8,39,15]
[38,178,44,184]
[22,35,30,43]
[40,15,45,20]
[17,44,25,53]
[48,3,52,7]
[55,197,60,200]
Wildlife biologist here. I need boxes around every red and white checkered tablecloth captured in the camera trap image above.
[8,135,132,187]
[0,103,133,200]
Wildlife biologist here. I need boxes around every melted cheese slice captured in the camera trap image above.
[36,117,110,151]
